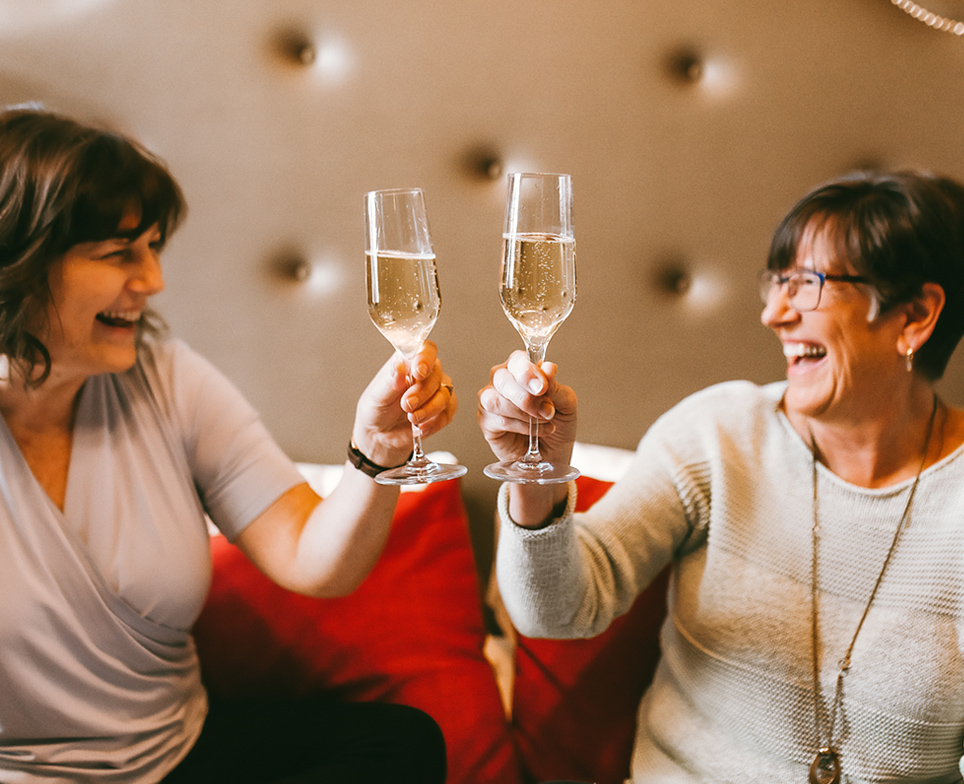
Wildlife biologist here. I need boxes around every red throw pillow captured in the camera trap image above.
[193,478,523,784]
[510,475,669,784]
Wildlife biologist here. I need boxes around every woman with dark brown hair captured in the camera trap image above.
[0,105,449,784]
[480,170,964,783]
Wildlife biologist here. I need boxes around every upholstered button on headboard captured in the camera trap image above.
[2,0,962,571]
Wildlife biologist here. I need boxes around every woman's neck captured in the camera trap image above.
[0,365,85,512]
[788,385,950,489]
[0,366,85,436]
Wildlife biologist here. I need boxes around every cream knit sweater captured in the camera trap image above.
[496,381,964,783]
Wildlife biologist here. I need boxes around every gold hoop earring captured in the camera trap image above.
[906,347,915,373]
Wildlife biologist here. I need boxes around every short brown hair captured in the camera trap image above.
[767,170,964,380]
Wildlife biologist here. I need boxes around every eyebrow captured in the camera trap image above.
[99,226,162,244]
[81,236,133,249]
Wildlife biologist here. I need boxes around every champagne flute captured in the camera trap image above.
[484,172,580,484]
[364,187,467,485]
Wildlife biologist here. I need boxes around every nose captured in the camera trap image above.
[760,283,798,328]
[128,247,165,296]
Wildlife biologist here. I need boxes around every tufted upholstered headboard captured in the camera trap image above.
[2,0,963,576]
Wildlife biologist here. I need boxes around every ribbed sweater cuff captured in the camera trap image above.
[497,480,578,535]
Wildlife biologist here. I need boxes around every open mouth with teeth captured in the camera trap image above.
[96,310,141,329]
[783,342,827,365]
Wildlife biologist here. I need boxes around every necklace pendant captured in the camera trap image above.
[809,749,840,784]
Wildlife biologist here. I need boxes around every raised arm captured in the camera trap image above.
[234,341,457,597]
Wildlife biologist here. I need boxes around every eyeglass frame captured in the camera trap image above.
[758,268,871,312]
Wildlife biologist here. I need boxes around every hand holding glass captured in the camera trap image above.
[364,188,467,485]
[484,172,580,484]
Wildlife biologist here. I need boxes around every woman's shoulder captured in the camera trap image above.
[133,338,224,388]
[640,379,787,455]
[114,339,234,417]
[668,379,785,421]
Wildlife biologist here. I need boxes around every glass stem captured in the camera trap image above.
[522,342,548,465]
[402,356,430,468]
[410,422,429,467]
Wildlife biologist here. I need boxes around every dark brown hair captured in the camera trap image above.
[0,105,186,383]
[767,170,964,380]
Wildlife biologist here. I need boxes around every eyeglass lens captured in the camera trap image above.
[760,271,822,311]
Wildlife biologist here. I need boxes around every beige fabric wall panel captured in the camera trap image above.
[1,0,962,566]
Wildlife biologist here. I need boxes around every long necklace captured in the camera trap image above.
[807,394,938,784]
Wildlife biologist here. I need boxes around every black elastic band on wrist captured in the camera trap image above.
[347,441,411,479]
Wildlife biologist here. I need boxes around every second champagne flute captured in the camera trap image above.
[364,187,467,485]
[484,172,580,484]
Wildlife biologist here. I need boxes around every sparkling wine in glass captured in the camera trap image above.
[364,187,467,485]
[484,172,580,484]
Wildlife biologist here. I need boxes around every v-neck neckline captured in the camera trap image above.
[0,379,92,519]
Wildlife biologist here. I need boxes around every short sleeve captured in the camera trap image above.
[141,340,304,540]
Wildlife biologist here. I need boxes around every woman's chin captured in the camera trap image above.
[782,382,830,422]
[87,344,140,376]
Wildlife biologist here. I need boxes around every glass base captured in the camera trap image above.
[483,459,580,485]
[375,459,467,486]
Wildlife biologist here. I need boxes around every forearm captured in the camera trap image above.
[497,471,679,639]
[236,465,401,598]
[292,465,400,597]
[495,481,599,638]
[235,341,456,598]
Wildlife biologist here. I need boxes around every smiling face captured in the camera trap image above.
[761,223,909,425]
[37,208,164,385]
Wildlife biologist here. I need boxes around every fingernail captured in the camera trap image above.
[528,378,544,394]
[417,362,430,378]
[539,401,555,419]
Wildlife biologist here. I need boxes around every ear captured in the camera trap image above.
[897,282,945,357]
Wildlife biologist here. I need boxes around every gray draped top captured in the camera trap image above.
[0,340,303,783]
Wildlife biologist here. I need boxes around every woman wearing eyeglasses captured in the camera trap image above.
[478,170,964,783]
